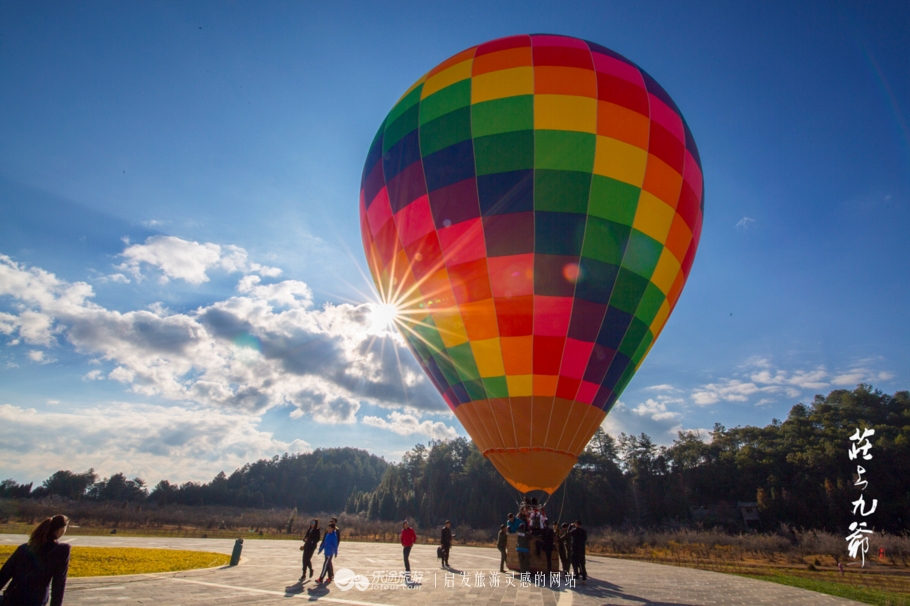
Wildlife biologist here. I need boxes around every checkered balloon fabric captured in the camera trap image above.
[359,34,703,493]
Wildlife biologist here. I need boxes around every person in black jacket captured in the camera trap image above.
[299,519,320,581]
[557,523,571,572]
[0,514,71,606]
[496,524,508,573]
[440,520,452,568]
[536,520,556,573]
[568,519,588,582]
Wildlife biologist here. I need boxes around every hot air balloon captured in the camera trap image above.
[359,34,703,494]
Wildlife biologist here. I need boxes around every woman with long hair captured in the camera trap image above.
[298,519,319,582]
[0,514,71,605]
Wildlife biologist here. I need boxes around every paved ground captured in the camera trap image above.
[1,534,863,605]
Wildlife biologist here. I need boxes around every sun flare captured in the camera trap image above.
[367,302,400,334]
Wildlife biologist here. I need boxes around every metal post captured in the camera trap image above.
[230,538,243,566]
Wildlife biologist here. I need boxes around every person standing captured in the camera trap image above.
[515,523,530,574]
[538,520,555,573]
[330,517,340,550]
[496,524,508,572]
[557,523,571,573]
[568,519,588,583]
[317,523,338,584]
[506,513,521,533]
[0,514,71,606]
[400,520,416,579]
[440,520,452,568]
[299,519,320,581]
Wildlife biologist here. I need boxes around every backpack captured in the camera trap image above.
[436,545,443,559]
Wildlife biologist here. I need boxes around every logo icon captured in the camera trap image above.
[333,568,369,591]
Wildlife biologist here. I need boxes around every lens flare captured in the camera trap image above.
[562,262,581,283]
[368,302,399,333]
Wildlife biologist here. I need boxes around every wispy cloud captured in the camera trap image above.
[27,350,55,364]
[0,402,310,485]
[362,411,457,440]
[831,368,894,386]
[691,379,775,405]
[691,357,896,407]
[643,384,680,392]
[734,217,755,229]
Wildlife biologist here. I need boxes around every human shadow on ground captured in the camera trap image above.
[284,579,335,596]
[565,578,692,605]
[283,580,305,596]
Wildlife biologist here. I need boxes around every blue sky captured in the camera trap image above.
[1,1,907,486]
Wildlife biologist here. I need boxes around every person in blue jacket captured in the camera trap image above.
[506,513,522,534]
[0,514,70,606]
[316,523,338,584]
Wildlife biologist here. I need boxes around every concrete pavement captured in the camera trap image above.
[0,534,864,605]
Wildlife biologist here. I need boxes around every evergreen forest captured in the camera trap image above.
[2,385,907,534]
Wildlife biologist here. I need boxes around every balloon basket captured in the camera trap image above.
[505,532,561,573]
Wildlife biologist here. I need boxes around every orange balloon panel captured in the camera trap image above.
[360,34,703,493]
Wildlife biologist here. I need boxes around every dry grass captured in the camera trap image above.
[582,528,910,606]
[0,545,229,577]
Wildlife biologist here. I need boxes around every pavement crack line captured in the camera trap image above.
[168,577,391,606]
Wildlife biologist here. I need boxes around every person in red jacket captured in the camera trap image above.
[400,520,417,579]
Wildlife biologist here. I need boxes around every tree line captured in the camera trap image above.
[2,385,907,533]
[345,385,908,533]
[1,447,388,514]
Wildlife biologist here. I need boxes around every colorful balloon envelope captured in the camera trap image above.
[359,34,703,493]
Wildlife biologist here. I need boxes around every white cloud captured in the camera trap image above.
[643,384,679,392]
[46,399,60,406]
[749,366,829,389]
[0,253,444,425]
[632,398,683,422]
[117,236,281,285]
[691,379,776,405]
[831,368,895,386]
[27,350,55,364]
[599,400,683,444]
[18,311,57,346]
[0,402,310,485]
[0,311,18,336]
[734,217,755,229]
[99,273,131,284]
[693,357,897,408]
[362,411,458,440]
[787,369,830,389]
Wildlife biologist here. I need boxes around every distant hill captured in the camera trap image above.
[3,447,388,514]
[2,386,907,533]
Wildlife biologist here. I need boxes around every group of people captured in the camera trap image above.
[397,518,451,576]
[395,497,589,583]
[400,518,448,573]
[298,516,340,584]
[496,497,588,582]
[1,510,585,603]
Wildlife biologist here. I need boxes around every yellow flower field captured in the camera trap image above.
[0,545,230,577]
